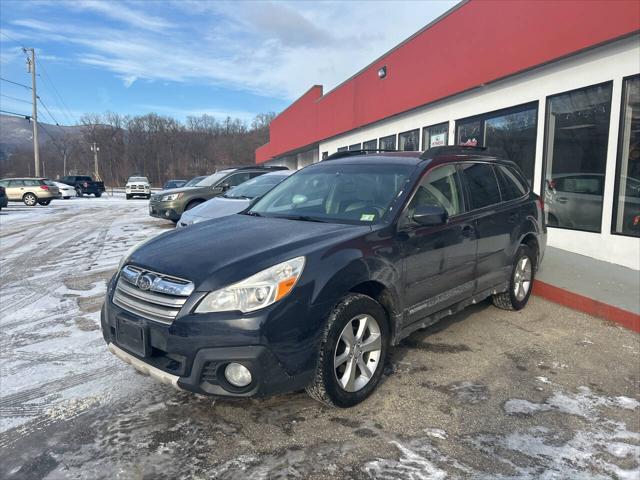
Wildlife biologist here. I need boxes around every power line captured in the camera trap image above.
[35,58,77,125]
[37,96,61,126]
[0,93,31,104]
[0,109,30,119]
[0,76,32,90]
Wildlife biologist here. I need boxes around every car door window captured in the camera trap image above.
[496,166,527,201]
[8,180,25,187]
[460,163,501,209]
[24,179,40,186]
[406,164,465,219]
[225,173,252,187]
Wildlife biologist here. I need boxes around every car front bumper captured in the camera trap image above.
[149,199,182,221]
[100,281,322,398]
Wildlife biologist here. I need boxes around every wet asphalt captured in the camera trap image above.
[0,197,638,479]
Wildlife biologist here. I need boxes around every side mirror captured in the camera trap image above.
[413,205,448,226]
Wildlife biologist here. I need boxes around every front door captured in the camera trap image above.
[399,164,477,325]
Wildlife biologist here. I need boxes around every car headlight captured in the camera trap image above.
[195,256,305,314]
[161,193,183,201]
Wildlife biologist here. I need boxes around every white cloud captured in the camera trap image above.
[8,1,459,101]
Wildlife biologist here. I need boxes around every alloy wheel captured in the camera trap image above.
[334,314,382,392]
[513,256,532,301]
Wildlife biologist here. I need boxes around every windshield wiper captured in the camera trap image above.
[244,211,262,217]
[274,215,328,223]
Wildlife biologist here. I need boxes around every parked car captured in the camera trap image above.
[183,176,207,187]
[126,176,151,199]
[148,166,288,223]
[59,175,105,197]
[163,179,187,190]
[49,181,75,199]
[178,170,293,228]
[0,185,7,210]
[0,178,59,206]
[103,146,545,407]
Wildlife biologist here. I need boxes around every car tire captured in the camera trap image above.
[185,200,203,211]
[306,293,389,408]
[492,244,535,311]
[63,196,70,200]
[126,194,131,200]
[23,193,38,206]
[38,199,52,206]
[547,214,559,227]
[95,192,102,198]
[75,188,83,197]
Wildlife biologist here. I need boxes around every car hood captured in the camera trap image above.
[153,186,200,197]
[180,197,250,224]
[128,214,369,291]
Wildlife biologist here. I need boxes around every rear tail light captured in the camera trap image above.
[633,215,640,226]
[536,196,544,211]
[40,185,50,191]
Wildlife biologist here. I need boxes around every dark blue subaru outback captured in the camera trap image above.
[101,146,546,407]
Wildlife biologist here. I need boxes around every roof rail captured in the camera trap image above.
[323,149,401,161]
[419,145,507,160]
[226,165,289,171]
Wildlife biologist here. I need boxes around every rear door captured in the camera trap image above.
[459,162,515,293]
[399,164,477,324]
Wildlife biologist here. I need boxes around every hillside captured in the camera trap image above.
[0,114,80,160]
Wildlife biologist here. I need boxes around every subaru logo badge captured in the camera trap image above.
[137,273,155,291]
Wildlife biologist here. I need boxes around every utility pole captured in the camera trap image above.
[91,142,100,180]
[24,48,40,177]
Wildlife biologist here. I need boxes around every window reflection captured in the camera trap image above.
[543,82,612,233]
[613,76,640,237]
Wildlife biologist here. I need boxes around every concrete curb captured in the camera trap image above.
[532,280,640,333]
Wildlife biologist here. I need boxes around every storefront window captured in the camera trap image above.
[379,134,396,150]
[613,75,640,237]
[457,119,481,146]
[363,139,377,150]
[456,103,538,182]
[349,143,362,151]
[543,82,612,233]
[337,146,348,152]
[398,129,419,151]
[422,122,448,150]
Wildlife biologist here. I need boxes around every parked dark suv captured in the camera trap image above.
[102,146,545,407]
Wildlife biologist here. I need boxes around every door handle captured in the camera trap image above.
[556,197,569,204]
[461,225,474,238]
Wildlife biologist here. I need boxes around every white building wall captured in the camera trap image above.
[318,36,640,270]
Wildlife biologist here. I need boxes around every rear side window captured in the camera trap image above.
[9,180,25,187]
[24,179,40,186]
[461,163,501,209]
[496,166,527,201]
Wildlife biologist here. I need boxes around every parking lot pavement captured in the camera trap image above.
[1,198,639,479]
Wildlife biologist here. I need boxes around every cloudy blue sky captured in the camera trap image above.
[0,0,457,125]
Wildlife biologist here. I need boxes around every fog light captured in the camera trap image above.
[224,363,252,387]
[165,211,170,217]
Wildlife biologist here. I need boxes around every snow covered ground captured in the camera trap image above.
[0,196,638,479]
[0,195,172,434]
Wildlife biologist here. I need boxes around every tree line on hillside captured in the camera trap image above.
[0,112,275,186]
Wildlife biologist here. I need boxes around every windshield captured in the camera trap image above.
[129,177,148,183]
[225,174,288,199]
[248,164,413,224]
[184,176,207,187]
[198,171,231,187]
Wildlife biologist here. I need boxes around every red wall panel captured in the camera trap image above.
[257,0,640,163]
